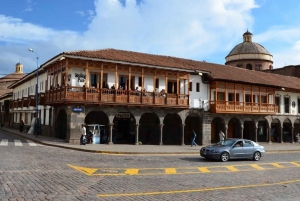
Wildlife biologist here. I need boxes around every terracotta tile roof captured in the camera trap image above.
[0,73,26,83]
[60,48,300,90]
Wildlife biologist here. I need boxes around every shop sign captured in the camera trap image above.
[116,113,130,118]
[72,106,84,113]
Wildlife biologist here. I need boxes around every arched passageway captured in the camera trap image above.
[282,118,292,143]
[243,118,255,141]
[257,119,269,142]
[163,113,181,145]
[56,109,67,140]
[113,112,136,144]
[270,118,281,142]
[184,113,201,145]
[211,117,225,143]
[227,117,241,138]
[139,113,160,145]
[85,111,109,143]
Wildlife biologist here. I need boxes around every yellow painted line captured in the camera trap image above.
[198,167,210,173]
[67,164,98,176]
[226,166,239,172]
[251,164,265,170]
[98,178,300,197]
[125,169,139,175]
[165,168,177,174]
[271,163,285,168]
[291,162,300,167]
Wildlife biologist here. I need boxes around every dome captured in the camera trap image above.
[226,31,271,58]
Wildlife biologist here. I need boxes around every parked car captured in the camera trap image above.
[200,138,265,162]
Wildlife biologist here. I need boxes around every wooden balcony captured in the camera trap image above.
[45,86,189,108]
[210,100,278,114]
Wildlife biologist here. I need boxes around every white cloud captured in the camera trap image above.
[0,0,258,75]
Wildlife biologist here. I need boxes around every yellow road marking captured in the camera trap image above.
[271,163,285,168]
[67,164,98,176]
[251,164,264,170]
[165,168,177,174]
[226,166,239,172]
[291,162,300,167]
[98,179,300,197]
[125,169,139,175]
[198,167,210,173]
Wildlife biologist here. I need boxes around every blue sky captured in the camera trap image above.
[1,0,300,76]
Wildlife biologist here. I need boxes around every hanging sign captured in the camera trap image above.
[72,106,84,113]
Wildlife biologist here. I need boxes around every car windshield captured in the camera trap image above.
[217,139,236,146]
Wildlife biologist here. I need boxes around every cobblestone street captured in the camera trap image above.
[1,130,300,200]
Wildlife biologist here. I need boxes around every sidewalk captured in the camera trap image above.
[3,127,300,155]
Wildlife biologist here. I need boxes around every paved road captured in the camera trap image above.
[1,129,300,200]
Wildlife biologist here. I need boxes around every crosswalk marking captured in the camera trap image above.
[27,140,38,146]
[198,167,210,173]
[291,162,300,167]
[271,163,285,168]
[0,139,8,146]
[14,140,23,146]
[227,166,239,172]
[125,169,139,175]
[0,139,38,146]
[251,164,265,170]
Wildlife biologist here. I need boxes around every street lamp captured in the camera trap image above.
[28,48,39,137]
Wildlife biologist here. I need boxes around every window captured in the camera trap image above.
[246,64,252,70]
[196,83,200,92]
[275,96,280,113]
[189,82,192,91]
[138,77,142,87]
[298,98,300,113]
[261,95,267,103]
[217,92,225,100]
[155,78,159,89]
[284,96,290,113]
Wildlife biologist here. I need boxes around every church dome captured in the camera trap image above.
[225,31,273,71]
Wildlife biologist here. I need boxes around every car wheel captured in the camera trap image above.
[220,152,229,162]
[253,151,261,161]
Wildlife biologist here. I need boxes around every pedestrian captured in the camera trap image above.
[219,130,225,141]
[190,130,197,147]
[19,120,24,133]
[80,124,87,145]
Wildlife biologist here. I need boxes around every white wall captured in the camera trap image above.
[275,91,299,116]
[189,75,209,110]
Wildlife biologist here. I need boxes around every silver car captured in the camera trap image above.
[200,138,265,162]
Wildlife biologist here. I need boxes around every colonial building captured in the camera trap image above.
[8,48,300,146]
[0,63,26,126]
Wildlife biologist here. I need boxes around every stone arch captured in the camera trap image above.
[184,112,201,145]
[139,113,160,144]
[56,109,67,140]
[211,116,225,143]
[246,63,252,70]
[270,118,281,142]
[163,113,182,145]
[257,117,269,142]
[227,117,241,138]
[243,117,255,141]
[112,112,136,144]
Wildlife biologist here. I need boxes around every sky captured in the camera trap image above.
[1,0,300,77]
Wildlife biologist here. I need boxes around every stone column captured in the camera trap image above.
[240,125,244,139]
[280,126,283,143]
[108,123,113,145]
[181,124,185,146]
[225,125,228,139]
[159,124,164,145]
[269,127,272,144]
[291,127,294,143]
[255,126,258,142]
[135,124,140,145]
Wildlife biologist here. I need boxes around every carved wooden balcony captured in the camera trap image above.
[45,86,189,108]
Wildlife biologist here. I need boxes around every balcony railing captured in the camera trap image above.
[210,100,278,114]
[44,86,189,108]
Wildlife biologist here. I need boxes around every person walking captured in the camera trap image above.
[80,124,87,145]
[190,130,197,147]
[19,120,24,133]
[219,130,225,141]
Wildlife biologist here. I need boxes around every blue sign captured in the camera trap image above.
[72,106,84,113]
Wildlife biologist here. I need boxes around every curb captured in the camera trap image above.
[4,128,300,155]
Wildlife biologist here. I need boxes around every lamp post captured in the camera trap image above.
[28,48,39,137]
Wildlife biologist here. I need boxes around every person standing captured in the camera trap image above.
[19,120,24,133]
[80,124,87,145]
[190,130,197,147]
[219,130,225,141]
